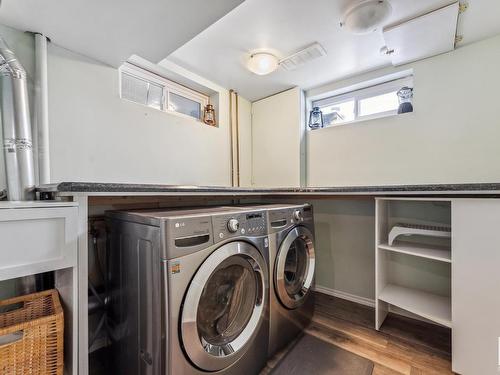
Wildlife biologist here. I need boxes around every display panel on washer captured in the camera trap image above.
[181,241,266,371]
[275,226,315,310]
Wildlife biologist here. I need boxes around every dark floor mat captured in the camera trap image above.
[270,333,374,375]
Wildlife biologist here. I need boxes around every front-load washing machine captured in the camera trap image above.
[265,203,316,357]
[106,206,269,375]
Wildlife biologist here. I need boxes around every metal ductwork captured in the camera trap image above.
[0,36,36,201]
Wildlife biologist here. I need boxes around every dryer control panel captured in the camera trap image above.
[213,211,267,242]
[267,204,314,234]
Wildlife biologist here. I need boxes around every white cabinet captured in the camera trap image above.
[376,198,500,374]
[0,202,78,281]
[452,199,500,375]
[0,201,79,375]
[251,87,305,187]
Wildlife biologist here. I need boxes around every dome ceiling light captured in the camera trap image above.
[247,52,280,75]
[247,42,327,76]
[340,0,393,35]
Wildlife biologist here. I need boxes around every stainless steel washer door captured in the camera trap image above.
[275,226,315,309]
[181,241,266,371]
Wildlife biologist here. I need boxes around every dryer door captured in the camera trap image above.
[275,226,315,309]
[181,241,267,371]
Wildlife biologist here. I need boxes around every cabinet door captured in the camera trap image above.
[251,87,305,187]
[452,199,500,375]
[0,206,78,281]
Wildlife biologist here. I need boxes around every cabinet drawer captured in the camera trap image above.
[0,206,78,281]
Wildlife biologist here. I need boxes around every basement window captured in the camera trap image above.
[309,74,414,128]
[119,63,209,122]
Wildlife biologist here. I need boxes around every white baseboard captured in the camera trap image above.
[313,285,375,308]
[313,285,442,326]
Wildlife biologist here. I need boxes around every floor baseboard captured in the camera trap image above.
[313,285,445,327]
[313,285,375,308]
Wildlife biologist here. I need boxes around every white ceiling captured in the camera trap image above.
[0,0,244,67]
[167,0,500,101]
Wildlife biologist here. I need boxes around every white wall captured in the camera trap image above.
[47,44,234,186]
[238,95,252,186]
[251,87,305,187]
[312,199,376,300]
[307,34,500,186]
[0,25,36,192]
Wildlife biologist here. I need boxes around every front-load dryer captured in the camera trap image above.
[266,203,316,357]
[106,206,269,375]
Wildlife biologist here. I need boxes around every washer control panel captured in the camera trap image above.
[227,218,240,233]
[213,211,267,242]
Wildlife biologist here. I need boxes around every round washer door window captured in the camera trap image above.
[275,226,315,309]
[181,241,267,371]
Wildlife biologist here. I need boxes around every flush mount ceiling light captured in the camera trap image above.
[247,52,279,75]
[247,43,327,75]
[340,0,392,35]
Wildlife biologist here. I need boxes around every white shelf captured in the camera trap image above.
[378,242,451,263]
[378,284,451,328]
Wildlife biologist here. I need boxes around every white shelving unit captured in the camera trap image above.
[375,197,452,330]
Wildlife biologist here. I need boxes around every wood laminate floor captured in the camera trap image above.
[262,292,453,375]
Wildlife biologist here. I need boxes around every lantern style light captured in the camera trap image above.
[308,107,324,129]
[397,86,414,114]
[203,104,216,126]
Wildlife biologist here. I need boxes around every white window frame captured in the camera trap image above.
[119,63,209,122]
[310,74,413,128]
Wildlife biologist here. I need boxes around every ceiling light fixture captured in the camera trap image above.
[247,52,279,75]
[340,0,392,35]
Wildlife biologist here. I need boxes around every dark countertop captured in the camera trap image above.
[37,182,500,196]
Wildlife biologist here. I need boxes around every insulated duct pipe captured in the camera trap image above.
[0,36,36,200]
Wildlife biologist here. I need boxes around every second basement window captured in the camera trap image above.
[120,63,209,122]
[311,74,413,127]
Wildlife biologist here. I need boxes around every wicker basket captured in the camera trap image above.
[0,289,64,375]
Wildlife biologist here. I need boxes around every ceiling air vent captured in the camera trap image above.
[279,42,327,71]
